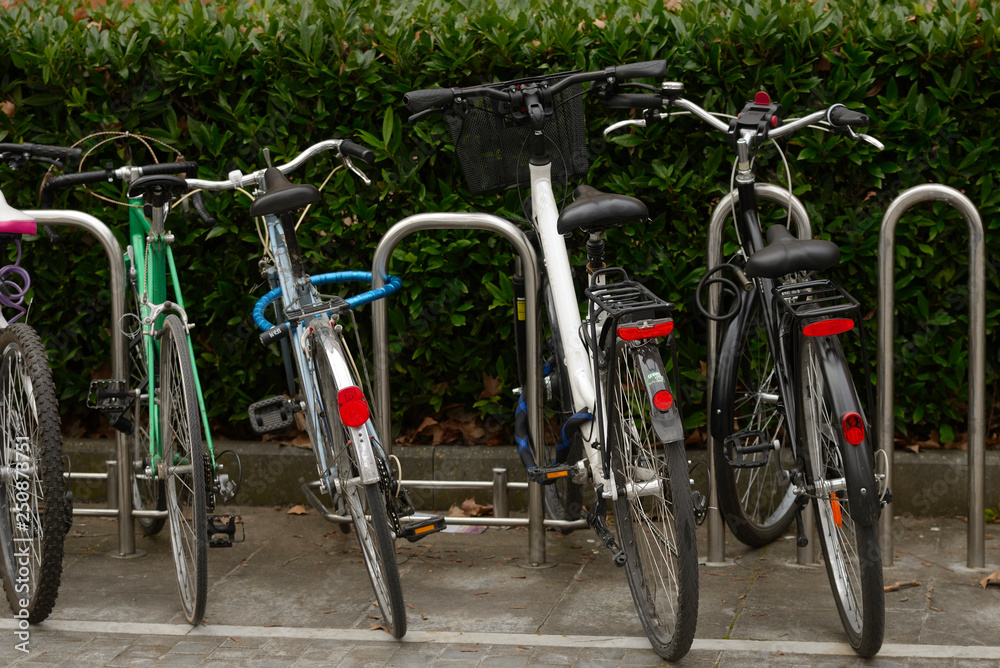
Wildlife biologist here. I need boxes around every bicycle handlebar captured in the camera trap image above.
[403,60,668,114]
[39,161,198,208]
[0,142,82,164]
[186,138,369,192]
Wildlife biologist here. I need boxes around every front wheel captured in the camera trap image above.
[800,338,884,656]
[0,324,65,623]
[313,326,405,638]
[607,340,698,661]
[159,314,208,626]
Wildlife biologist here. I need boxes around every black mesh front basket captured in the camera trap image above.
[444,73,589,195]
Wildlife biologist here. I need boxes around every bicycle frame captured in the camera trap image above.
[126,201,216,470]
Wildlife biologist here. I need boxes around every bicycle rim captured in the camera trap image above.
[801,339,883,656]
[608,341,698,661]
[714,292,796,546]
[0,324,65,623]
[160,315,207,625]
[313,328,406,637]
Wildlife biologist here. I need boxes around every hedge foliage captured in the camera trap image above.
[0,0,997,444]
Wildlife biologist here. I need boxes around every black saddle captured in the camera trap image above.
[556,185,649,235]
[248,167,321,217]
[128,175,188,208]
[744,225,840,279]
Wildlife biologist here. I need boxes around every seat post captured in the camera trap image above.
[586,232,606,274]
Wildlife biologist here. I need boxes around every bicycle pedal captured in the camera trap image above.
[247,396,298,434]
[398,515,446,542]
[527,464,575,485]
[207,514,244,548]
[86,379,134,435]
[723,430,776,468]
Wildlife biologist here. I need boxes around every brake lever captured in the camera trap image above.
[843,125,885,151]
[342,155,371,187]
[603,118,647,138]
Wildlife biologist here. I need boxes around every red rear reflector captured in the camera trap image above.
[653,390,673,412]
[754,91,771,105]
[617,320,674,341]
[337,386,370,427]
[842,412,864,445]
[831,492,843,526]
[802,318,854,337]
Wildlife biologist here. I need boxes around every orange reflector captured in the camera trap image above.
[337,386,370,428]
[842,412,865,445]
[546,470,569,479]
[831,492,843,527]
[802,318,854,337]
[653,390,673,412]
[414,525,435,535]
[617,320,674,341]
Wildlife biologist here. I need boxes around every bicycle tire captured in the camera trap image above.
[800,337,884,656]
[313,326,406,638]
[126,278,165,536]
[607,340,698,661]
[713,290,797,547]
[540,286,585,530]
[159,314,208,625]
[0,324,65,623]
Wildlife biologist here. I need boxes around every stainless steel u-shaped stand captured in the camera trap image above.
[370,213,550,565]
[877,184,987,569]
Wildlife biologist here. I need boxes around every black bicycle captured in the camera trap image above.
[606,84,888,656]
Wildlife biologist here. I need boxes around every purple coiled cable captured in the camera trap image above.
[0,239,30,323]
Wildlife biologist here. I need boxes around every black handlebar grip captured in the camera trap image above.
[191,191,216,225]
[23,143,82,162]
[140,161,197,176]
[828,105,870,128]
[260,323,291,346]
[403,88,456,113]
[39,169,115,207]
[601,94,664,109]
[614,60,668,80]
[340,140,375,165]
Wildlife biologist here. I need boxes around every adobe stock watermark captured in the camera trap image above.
[12,435,33,654]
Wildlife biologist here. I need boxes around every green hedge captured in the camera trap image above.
[0,0,997,445]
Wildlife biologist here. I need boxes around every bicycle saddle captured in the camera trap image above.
[128,175,188,208]
[0,190,36,235]
[744,224,840,279]
[556,185,649,234]
[248,167,321,217]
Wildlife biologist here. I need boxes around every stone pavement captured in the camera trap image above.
[0,507,998,667]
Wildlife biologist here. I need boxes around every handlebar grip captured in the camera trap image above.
[403,87,456,114]
[140,161,198,176]
[613,60,668,80]
[260,323,290,346]
[828,105,870,128]
[601,94,664,110]
[191,191,216,224]
[39,169,114,207]
[340,140,375,165]
[0,143,81,163]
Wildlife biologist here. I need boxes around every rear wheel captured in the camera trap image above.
[800,338,883,656]
[607,340,698,661]
[713,291,796,547]
[159,315,207,625]
[313,326,405,638]
[0,324,65,623]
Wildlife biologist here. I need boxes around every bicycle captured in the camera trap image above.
[41,151,240,626]
[605,84,888,655]
[0,142,79,623]
[180,139,434,639]
[404,61,701,661]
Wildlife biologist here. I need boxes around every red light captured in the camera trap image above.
[337,386,370,427]
[617,320,674,341]
[754,91,771,105]
[770,115,779,127]
[653,390,673,412]
[842,412,864,445]
[802,318,854,337]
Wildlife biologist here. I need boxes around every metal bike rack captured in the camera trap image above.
[370,213,554,565]
[877,184,986,569]
[704,184,816,566]
[25,209,140,557]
